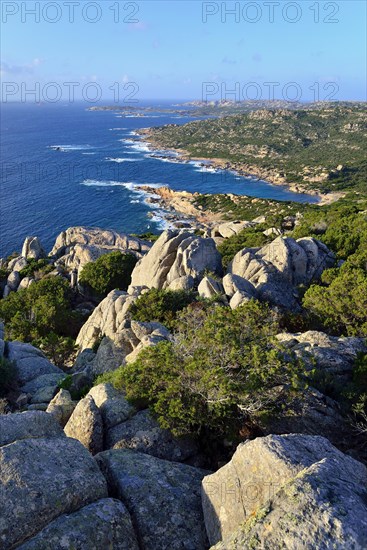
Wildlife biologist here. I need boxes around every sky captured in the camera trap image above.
[1,0,366,102]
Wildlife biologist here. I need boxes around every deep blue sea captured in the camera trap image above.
[0,102,318,257]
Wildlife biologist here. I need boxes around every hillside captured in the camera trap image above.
[142,105,367,195]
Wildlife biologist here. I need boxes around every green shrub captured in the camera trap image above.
[0,357,16,397]
[102,301,303,439]
[0,277,80,343]
[129,288,199,330]
[303,269,367,337]
[34,332,76,368]
[79,251,138,298]
[19,259,53,279]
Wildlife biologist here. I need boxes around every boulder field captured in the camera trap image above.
[1,225,367,548]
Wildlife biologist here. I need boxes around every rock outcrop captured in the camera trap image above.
[277,330,367,377]
[106,409,198,462]
[74,290,171,375]
[130,229,222,291]
[64,395,104,455]
[96,448,209,550]
[202,434,367,549]
[0,410,63,447]
[0,437,108,548]
[17,499,139,550]
[46,389,77,426]
[227,236,335,309]
[21,236,46,260]
[75,289,136,351]
[87,383,135,429]
[50,226,151,272]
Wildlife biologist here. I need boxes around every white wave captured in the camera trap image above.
[49,144,93,152]
[109,127,128,131]
[130,142,151,152]
[105,157,142,163]
[130,199,140,203]
[81,179,130,188]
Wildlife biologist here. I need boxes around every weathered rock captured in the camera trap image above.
[50,226,150,271]
[229,289,256,309]
[89,334,137,377]
[88,383,135,429]
[46,389,77,426]
[6,341,62,385]
[263,226,282,237]
[202,434,367,549]
[125,321,171,364]
[75,290,137,351]
[0,437,107,548]
[222,273,256,298]
[0,411,64,447]
[8,255,28,272]
[7,270,20,291]
[21,373,65,396]
[228,236,335,309]
[21,236,46,260]
[17,498,139,550]
[166,274,195,291]
[261,387,355,454]
[276,330,367,377]
[18,276,35,291]
[209,438,367,549]
[213,220,253,239]
[96,449,209,550]
[106,409,198,462]
[130,229,222,290]
[64,395,104,455]
[198,276,224,299]
[30,384,58,404]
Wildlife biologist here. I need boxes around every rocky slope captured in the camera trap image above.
[1,222,367,548]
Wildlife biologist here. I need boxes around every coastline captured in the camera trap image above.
[137,128,345,207]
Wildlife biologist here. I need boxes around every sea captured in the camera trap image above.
[0,101,318,257]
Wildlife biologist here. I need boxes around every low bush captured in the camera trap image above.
[79,251,138,298]
[100,301,303,441]
[0,277,82,343]
[129,288,199,330]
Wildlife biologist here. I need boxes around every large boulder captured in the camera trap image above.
[96,449,209,550]
[276,330,367,377]
[64,395,104,455]
[50,226,151,271]
[87,383,135,429]
[75,290,137,351]
[0,437,107,548]
[211,220,253,239]
[46,389,77,426]
[228,236,335,309]
[198,276,225,300]
[7,270,20,291]
[21,236,46,260]
[106,409,198,462]
[202,434,367,549]
[0,411,64,447]
[130,229,222,290]
[17,498,139,550]
[6,341,62,385]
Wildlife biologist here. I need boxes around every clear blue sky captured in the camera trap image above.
[1,0,366,102]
